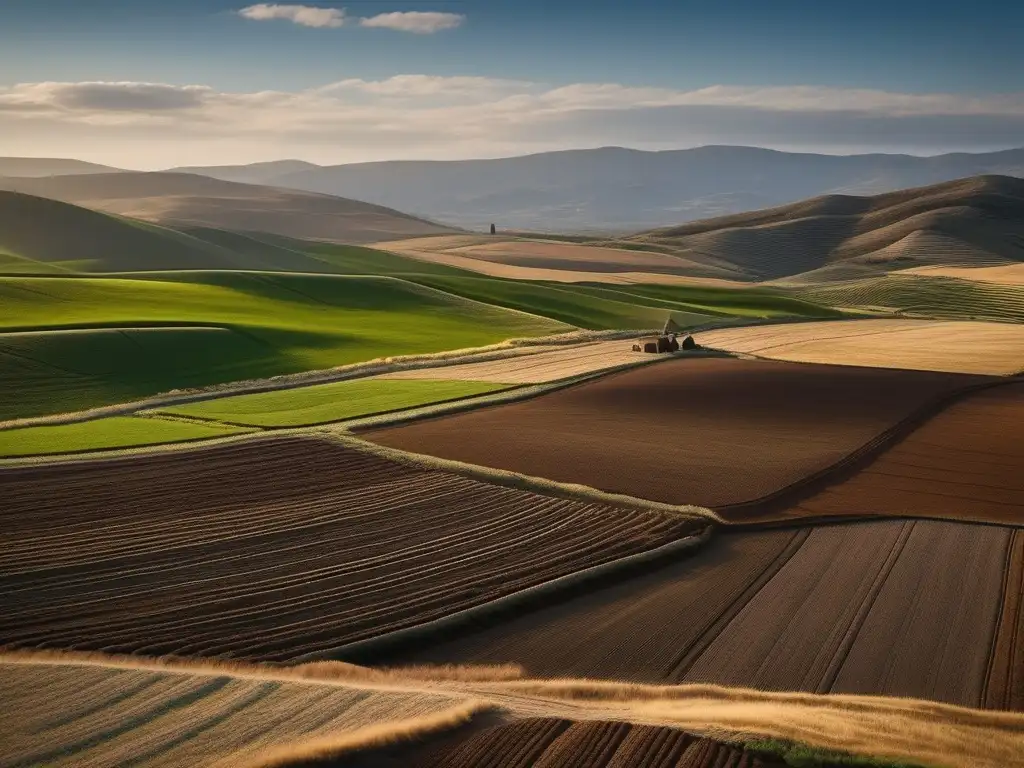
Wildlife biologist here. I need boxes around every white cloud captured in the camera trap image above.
[358,11,465,33]
[238,4,345,28]
[2,76,1022,166]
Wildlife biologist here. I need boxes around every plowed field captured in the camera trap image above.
[367,358,986,508]
[397,519,1013,708]
[699,319,1024,375]
[389,718,782,768]
[729,382,1024,526]
[0,437,694,661]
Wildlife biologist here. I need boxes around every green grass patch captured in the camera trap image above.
[745,739,926,768]
[0,416,252,458]
[0,273,566,420]
[159,379,510,428]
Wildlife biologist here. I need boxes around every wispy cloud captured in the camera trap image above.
[238,4,346,28]
[358,11,465,34]
[3,77,1022,166]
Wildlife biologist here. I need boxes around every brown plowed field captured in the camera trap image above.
[367,358,987,508]
[733,382,1024,526]
[0,436,694,661]
[987,529,1024,711]
[372,717,783,768]
[396,519,1013,708]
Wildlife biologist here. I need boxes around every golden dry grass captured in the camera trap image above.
[375,340,651,383]
[3,650,1023,768]
[700,318,1024,375]
[378,236,746,286]
[898,263,1024,285]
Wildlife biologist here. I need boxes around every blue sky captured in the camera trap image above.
[1,0,1021,166]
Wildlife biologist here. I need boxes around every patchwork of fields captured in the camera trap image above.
[0,436,698,661]
[367,357,988,508]
[395,518,1016,708]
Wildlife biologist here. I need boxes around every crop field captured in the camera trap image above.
[700,319,1024,375]
[9,656,1016,768]
[0,273,566,420]
[397,519,1015,708]
[791,274,1024,323]
[0,658,470,768]
[156,379,510,428]
[899,263,1024,286]
[734,381,1024,526]
[387,717,783,768]
[376,340,652,384]
[0,435,696,661]
[0,415,253,458]
[367,357,987,508]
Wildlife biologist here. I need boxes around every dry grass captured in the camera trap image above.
[3,650,1023,768]
[378,236,743,285]
[220,700,492,768]
[700,318,1024,375]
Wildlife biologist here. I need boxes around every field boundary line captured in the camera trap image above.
[291,526,713,665]
[324,432,722,524]
[666,528,811,681]
[816,520,916,694]
[0,329,661,431]
[716,377,1021,527]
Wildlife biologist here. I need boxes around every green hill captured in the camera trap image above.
[0,272,567,420]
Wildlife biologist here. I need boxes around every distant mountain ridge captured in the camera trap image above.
[193,145,1024,233]
[0,157,126,178]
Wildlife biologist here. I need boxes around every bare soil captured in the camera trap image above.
[0,436,693,661]
[367,358,987,508]
[392,520,1011,708]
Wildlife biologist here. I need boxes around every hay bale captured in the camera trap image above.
[681,335,697,350]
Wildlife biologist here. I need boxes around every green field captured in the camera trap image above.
[0,273,566,420]
[0,416,252,458]
[159,379,510,428]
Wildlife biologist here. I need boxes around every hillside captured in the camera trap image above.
[0,157,125,177]
[625,175,1024,281]
[0,172,455,244]
[202,145,1024,232]
[165,159,322,185]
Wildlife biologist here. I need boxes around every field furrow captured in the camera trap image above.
[0,436,697,661]
[390,519,1014,708]
[985,529,1024,711]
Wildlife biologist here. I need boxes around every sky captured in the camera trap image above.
[1,0,1022,168]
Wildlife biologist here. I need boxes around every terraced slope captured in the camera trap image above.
[0,436,697,661]
[396,519,1013,708]
[368,357,987,508]
[700,319,1024,375]
[724,382,1024,526]
[0,273,565,420]
[791,274,1024,323]
[626,175,1024,281]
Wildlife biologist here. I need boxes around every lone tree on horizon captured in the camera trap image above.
[489,223,496,235]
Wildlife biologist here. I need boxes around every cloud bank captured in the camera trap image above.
[2,76,1021,167]
[238,4,345,28]
[237,5,465,33]
[359,12,465,33]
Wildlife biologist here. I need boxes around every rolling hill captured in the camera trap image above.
[0,157,126,177]
[0,172,455,244]
[172,145,1024,232]
[624,175,1024,282]
[165,159,322,185]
